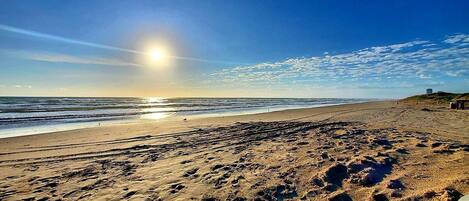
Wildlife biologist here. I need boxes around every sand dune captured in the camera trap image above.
[0,101,467,200]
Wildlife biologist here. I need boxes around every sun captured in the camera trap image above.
[142,44,172,68]
[149,48,166,62]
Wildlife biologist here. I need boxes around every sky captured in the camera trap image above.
[0,0,468,98]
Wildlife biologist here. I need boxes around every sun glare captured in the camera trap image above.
[143,45,172,68]
[150,48,165,61]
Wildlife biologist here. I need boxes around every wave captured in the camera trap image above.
[0,97,370,129]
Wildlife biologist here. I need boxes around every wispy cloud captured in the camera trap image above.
[1,50,142,67]
[0,84,32,89]
[0,24,245,65]
[210,34,469,88]
[443,34,469,44]
[0,24,142,54]
[14,84,32,89]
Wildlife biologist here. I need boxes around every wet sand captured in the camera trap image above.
[0,101,467,200]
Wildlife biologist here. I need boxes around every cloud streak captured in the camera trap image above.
[0,24,244,65]
[210,34,469,88]
[2,50,142,67]
[0,24,140,54]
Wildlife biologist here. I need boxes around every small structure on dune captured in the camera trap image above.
[426,88,433,95]
[449,97,468,110]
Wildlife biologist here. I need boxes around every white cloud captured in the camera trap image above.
[13,84,32,88]
[210,34,469,88]
[443,34,469,44]
[1,50,142,67]
[0,84,33,89]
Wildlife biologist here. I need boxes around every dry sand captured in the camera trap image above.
[0,101,467,201]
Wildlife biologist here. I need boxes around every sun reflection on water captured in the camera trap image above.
[140,107,174,120]
[145,97,167,103]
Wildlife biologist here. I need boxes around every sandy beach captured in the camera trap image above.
[0,101,467,201]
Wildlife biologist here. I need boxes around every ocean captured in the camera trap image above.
[0,97,370,138]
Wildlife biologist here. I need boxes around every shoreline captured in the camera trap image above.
[0,101,372,139]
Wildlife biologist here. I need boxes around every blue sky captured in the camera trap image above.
[0,0,468,98]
